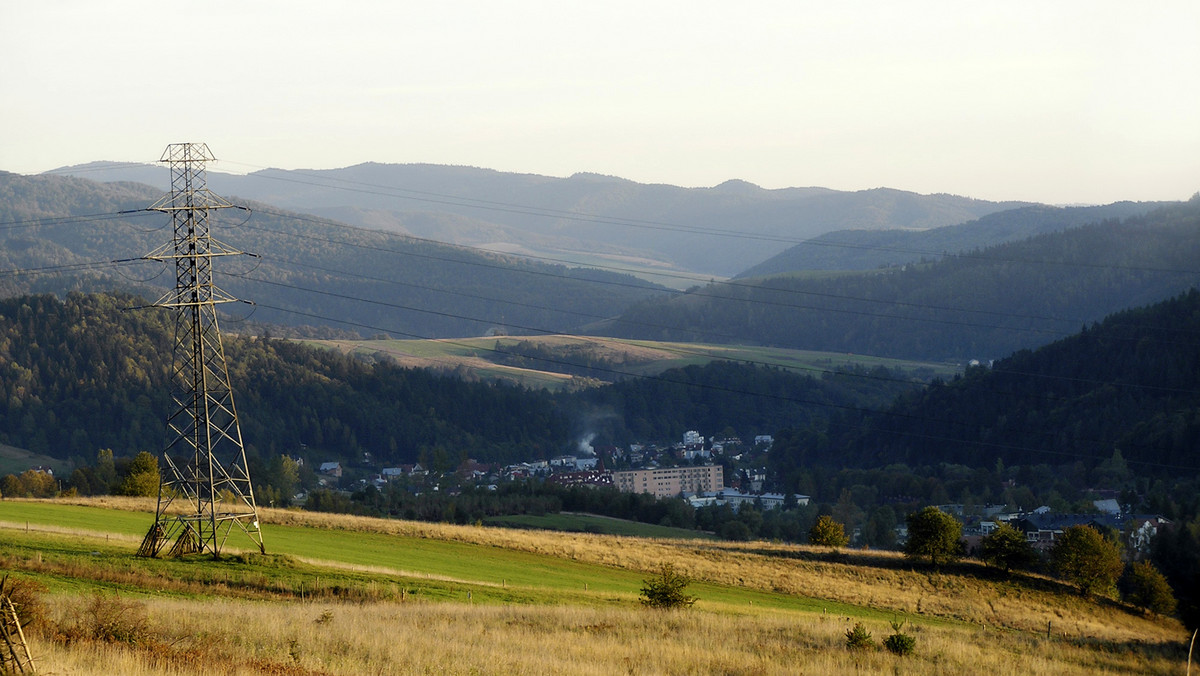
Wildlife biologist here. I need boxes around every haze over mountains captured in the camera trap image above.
[49,161,1032,280]
[7,164,1199,363]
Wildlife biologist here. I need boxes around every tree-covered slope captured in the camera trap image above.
[0,292,924,468]
[597,198,1200,361]
[737,201,1169,277]
[569,360,922,447]
[800,289,1200,475]
[0,172,668,339]
[0,293,571,466]
[48,162,1030,278]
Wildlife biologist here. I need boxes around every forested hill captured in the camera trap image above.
[597,198,1200,361]
[0,172,667,338]
[0,292,570,466]
[737,201,1169,277]
[0,292,924,469]
[790,289,1200,477]
[49,162,1030,278]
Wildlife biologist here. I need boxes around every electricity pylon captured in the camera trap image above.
[137,143,264,559]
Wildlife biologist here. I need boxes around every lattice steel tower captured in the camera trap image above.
[138,143,264,559]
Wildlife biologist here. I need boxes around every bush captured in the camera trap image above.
[883,619,915,656]
[0,575,47,632]
[809,515,849,548]
[1120,560,1177,616]
[639,563,697,609]
[844,622,876,651]
[59,594,154,646]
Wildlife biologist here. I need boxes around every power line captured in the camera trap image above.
[1,213,1194,472]
[218,161,806,244]
[240,213,1085,339]
[2,203,1194,352]
[247,300,1200,473]
[223,160,1200,276]
[6,187,1192,344]
[0,209,155,232]
[236,264,1200,396]
[0,258,145,279]
[243,204,1200,343]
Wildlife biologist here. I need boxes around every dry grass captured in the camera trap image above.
[25,597,1186,676]
[5,497,1191,674]
[50,496,1184,646]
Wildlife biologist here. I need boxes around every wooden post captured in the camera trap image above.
[1187,627,1197,676]
[2,596,35,674]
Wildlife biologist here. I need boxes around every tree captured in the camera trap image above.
[639,563,697,609]
[1049,525,1124,598]
[809,515,849,548]
[904,506,963,566]
[0,470,57,498]
[980,522,1037,573]
[114,451,159,497]
[1120,560,1177,616]
[94,448,118,493]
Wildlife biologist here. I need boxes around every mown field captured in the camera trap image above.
[0,443,69,477]
[0,497,1190,675]
[482,512,718,540]
[303,335,958,390]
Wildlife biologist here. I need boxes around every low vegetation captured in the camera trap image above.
[808,514,849,548]
[884,618,917,656]
[0,497,1191,674]
[638,563,696,609]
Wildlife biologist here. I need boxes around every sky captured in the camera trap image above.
[3,1,1199,205]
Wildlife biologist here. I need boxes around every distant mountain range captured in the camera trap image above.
[7,166,1197,363]
[0,171,667,339]
[737,202,1169,278]
[597,198,1200,361]
[46,161,1031,279]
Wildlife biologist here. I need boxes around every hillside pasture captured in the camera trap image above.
[0,498,1188,675]
[303,335,958,390]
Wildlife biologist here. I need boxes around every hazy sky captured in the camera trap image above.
[3,2,1198,204]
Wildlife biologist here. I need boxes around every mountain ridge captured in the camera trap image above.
[42,161,1030,278]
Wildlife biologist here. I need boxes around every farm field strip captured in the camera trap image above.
[0,498,1189,675]
[302,334,959,390]
[0,500,863,615]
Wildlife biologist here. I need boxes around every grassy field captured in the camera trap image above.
[484,512,718,540]
[0,443,71,476]
[304,334,959,390]
[0,497,1190,675]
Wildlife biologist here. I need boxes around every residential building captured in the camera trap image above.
[686,488,808,511]
[611,465,723,498]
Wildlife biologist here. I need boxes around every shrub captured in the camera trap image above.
[1120,560,1177,616]
[844,622,876,651]
[639,563,697,609]
[883,619,915,656]
[59,594,154,646]
[809,515,849,548]
[0,574,47,632]
[114,451,160,497]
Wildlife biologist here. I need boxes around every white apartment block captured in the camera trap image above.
[611,465,724,499]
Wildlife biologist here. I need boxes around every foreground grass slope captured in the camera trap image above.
[0,498,1188,675]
